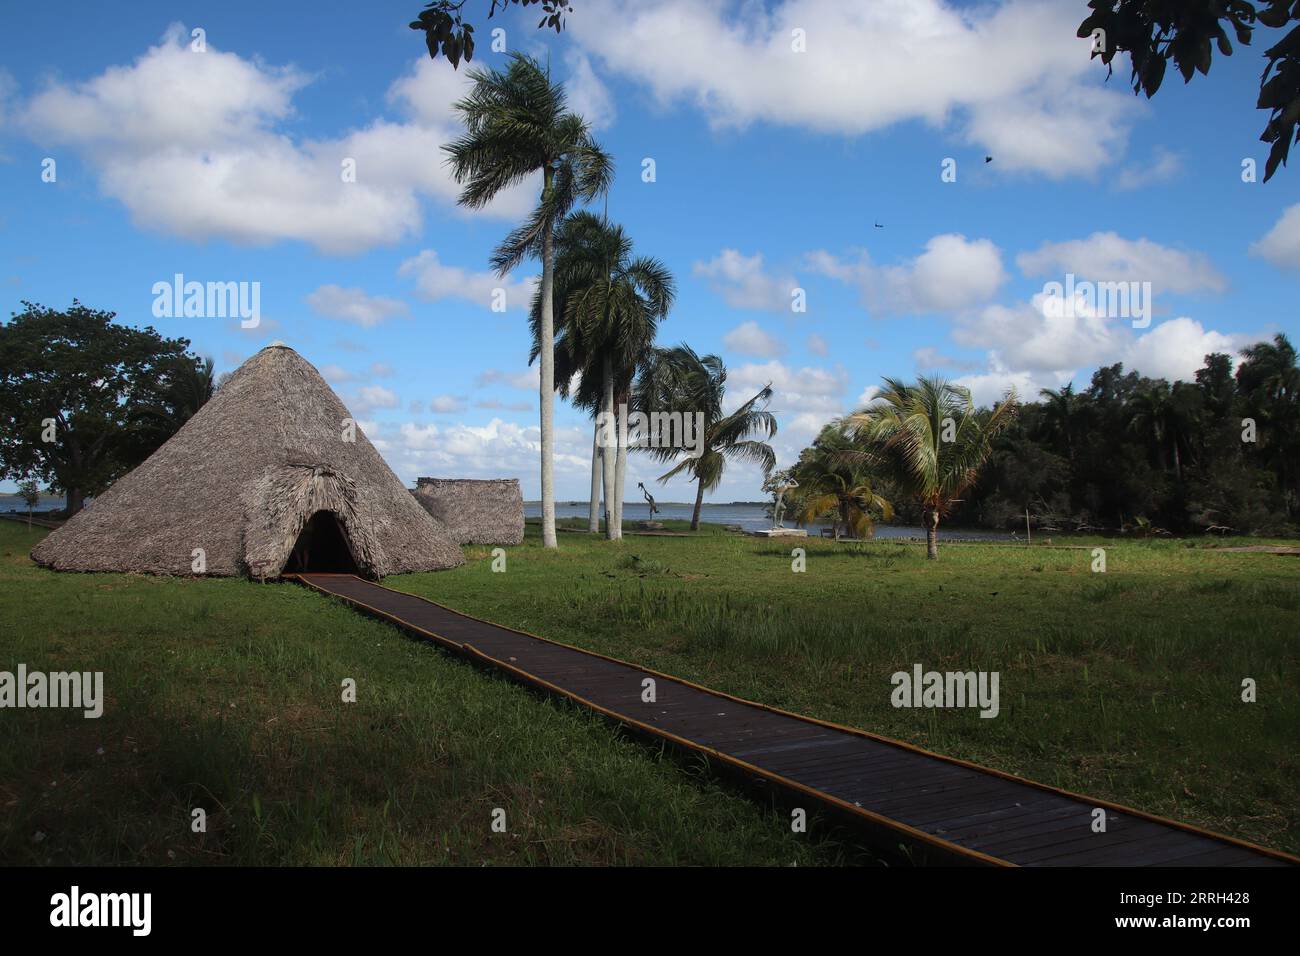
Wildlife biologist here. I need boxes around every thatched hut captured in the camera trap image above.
[412,478,524,545]
[32,344,464,578]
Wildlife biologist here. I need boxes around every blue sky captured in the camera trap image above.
[1,0,1297,501]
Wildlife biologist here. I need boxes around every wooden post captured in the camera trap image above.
[1025,507,1031,547]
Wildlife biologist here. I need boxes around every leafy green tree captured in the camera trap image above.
[444,52,613,548]
[1080,0,1300,181]
[411,1,572,68]
[16,477,41,528]
[121,355,215,464]
[791,425,893,540]
[846,377,1018,559]
[637,345,777,531]
[0,301,201,516]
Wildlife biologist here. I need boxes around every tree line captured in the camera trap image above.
[784,336,1299,543]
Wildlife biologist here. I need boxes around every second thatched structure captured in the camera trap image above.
[412,478,525,546]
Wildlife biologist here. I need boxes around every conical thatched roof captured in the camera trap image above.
[32,345,464,578]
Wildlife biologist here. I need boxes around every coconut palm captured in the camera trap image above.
[445,52,613,549]
[792,426,893,540]
[845,376,1017,559]
[529,213,674,538]
[637,345,777,530]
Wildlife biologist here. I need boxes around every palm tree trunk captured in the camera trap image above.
[613,394,628,538]
[602,356,618,540]
[588,421,601,533]
[538,169,558,550]
[840,500,850,540]
[923,505,940,560]
[690,475,705,531]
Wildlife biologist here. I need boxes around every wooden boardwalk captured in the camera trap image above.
[294,572,1296,868]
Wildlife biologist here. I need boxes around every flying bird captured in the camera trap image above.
[985,156,993,163]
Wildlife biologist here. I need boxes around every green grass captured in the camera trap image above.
[391,525,1300,857]
[3,518,1296,862]
[0,522,855,866]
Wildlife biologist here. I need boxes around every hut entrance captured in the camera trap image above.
[283,511,359,574]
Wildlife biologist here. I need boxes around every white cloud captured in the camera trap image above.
[1250,202,1300,271]
[723,320,786,358]
[305,285,409,327]
[809,234,1006,315]
[963,79,1134,179]
[476,368,539,391]
[806,333,828,357]
[1116,148,1182,190]
[952,291,1246,403]
[955,364,1068,408]
[913,346,979,371]
[476,398,534,412]
[366,417,591,492]
[398,249,537,311]
[564,50,616,130]
[429,394,468,413]
[351,384,400,414]
[568,0,1136,177]
[693,249,797,312]
[728,360,848,467]
[17,29,534,254]
[319,363,356,384]
[1017,232,1226,295]
[1122,317,1242,382]
[856,384,882,407]
[955,294,1120,374]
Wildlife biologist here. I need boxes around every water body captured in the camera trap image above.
[1,495,1008,542]
[528,501,1011,541]
[0,494,67,513]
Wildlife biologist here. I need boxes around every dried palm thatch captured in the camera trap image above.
[413,478,524,545]
[32,344,463,578]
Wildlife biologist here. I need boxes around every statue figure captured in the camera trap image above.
[637,481,660,518]
[763,470,799,530]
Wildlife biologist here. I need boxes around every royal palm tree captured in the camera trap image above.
[638,345,777,530]
[793,426,893,539]
[846,376,1017,559]
[1038,383,1081,464]
[1126,380,1187,481]
[445,52,613,549]
[1237,333,1300,515]
[529,213,674,539]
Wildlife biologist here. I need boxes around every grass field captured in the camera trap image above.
[2,518,1296,863]
[395,519,1300,857]
[0,521,855,866]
